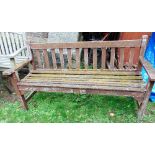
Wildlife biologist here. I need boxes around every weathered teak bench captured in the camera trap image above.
[3,35,155,119]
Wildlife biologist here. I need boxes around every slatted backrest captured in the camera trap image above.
[0,32,26,56]
[29,36,147,70]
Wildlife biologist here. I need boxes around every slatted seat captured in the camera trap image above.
[3,35,155,120]
[18,70,146,92]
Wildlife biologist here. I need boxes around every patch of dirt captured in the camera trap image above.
[0,90,18,103]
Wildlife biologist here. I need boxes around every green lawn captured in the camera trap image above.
[0,92,155,123]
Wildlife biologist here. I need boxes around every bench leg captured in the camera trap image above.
[10,72,28,110]
[19,95,28,110]
[138,81,154,120]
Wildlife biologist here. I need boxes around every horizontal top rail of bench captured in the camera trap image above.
[30,39,142,49]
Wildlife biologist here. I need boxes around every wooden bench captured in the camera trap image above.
[3,35,155,120]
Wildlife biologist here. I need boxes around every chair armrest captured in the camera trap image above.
[139,56,155,81]
[3,60,31,76]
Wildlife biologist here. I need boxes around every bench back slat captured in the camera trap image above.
[10,33,17,52]
[110,48,115,69]
[0,34,6,55]
[76,48,80,70]
[101,48,106,69]
[51,49,57,69]
[43,49,50,68]
[6,32,13,54]
[59,48,64,69]
[67,48,72,69]
[119,48,125,69]
[129,47,135,67]
[1,32,10,55]
[93,48,97,69]
[84,48,88,69]
[29,37,147,70]
[35,49,42,68]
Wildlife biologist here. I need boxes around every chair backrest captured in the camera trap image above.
[29,35,148,70]
[0,32,26,56]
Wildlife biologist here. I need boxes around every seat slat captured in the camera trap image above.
[19,69,146,93]
[31,69,141,75]
[23,75,145,85]
[21,79,145,88]
[28,74,142,80]
[18,81,146,92]
[26,76,143,83]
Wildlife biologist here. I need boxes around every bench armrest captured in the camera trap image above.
[139,56,155,81]
[3,60,31,76]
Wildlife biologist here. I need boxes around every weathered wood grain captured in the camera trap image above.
[51,49,57,69]
[76,48,80,70]
[110,48,115,68]
[93,48,97,69]
[43,49,50,68]
[84,48,88,69]
[35,49,42,68]
[67,48,72,69]
[101,48,106,69]
[26,76,143,83]
[59,48,64,69]
[140,35,148,57]
[31,69,141,75]
[28,73,142,80]
[8,35,150,119]
[30,40,142,49]
[18,81,145,92]
[119,48,124,69]
[129,48,135,67]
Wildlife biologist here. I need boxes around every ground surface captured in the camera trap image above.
[0,90,155,123]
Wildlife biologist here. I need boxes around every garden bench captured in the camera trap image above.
[3,35,155,119]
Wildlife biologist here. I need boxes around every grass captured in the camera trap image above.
[0,92,155,123]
